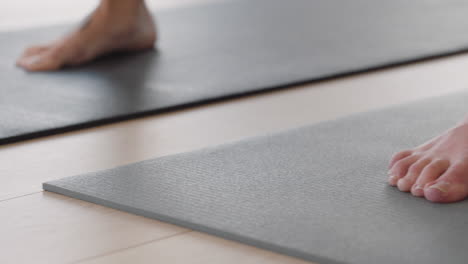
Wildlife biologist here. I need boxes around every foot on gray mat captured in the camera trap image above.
[16,0,156,71]
[4,0,468,144]
[388,114,468,203]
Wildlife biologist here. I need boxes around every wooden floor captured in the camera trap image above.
[2,1,468,263]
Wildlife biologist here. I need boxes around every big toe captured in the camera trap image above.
[424,181,468,203]
[17,53,62,72]
[424,163,468,203]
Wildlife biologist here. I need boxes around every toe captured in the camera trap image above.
[17,52,63,72]
[397,158,431,192]
[424,163,468,203]
[21,45,50,57]
[388,154,419,186]
[388,150,412,169]
[411,159,450,196]
[424,181,468,203]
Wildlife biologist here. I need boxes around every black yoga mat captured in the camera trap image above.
[44,92,468,264]
[3,0,468,144]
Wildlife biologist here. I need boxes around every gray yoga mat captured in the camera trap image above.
[3,0,468,144]
[45,92,468,264]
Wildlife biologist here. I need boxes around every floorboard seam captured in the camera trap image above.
[71,230,194,264]
[0,190,42,203]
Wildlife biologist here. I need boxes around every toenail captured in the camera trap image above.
[24,55,41,66]
[414,184,423,190]
[429,181,450,193]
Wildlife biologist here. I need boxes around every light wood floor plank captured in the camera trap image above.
[0,192,187,264]
[78,231,313,264]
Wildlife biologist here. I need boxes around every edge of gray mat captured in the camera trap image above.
[5,0,468,146]
[41,91,465,181]
[43,182,346,264]
[5,48,468,147]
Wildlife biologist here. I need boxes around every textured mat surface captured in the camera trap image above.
[3,0,468,144]
[45,92,468,264]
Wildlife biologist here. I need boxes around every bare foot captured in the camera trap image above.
[16,0,156,71]
[388,117,468,203]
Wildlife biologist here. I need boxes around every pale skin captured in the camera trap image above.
[16,0,156,71]
[388,117,468,203]
[16,0,468,203]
